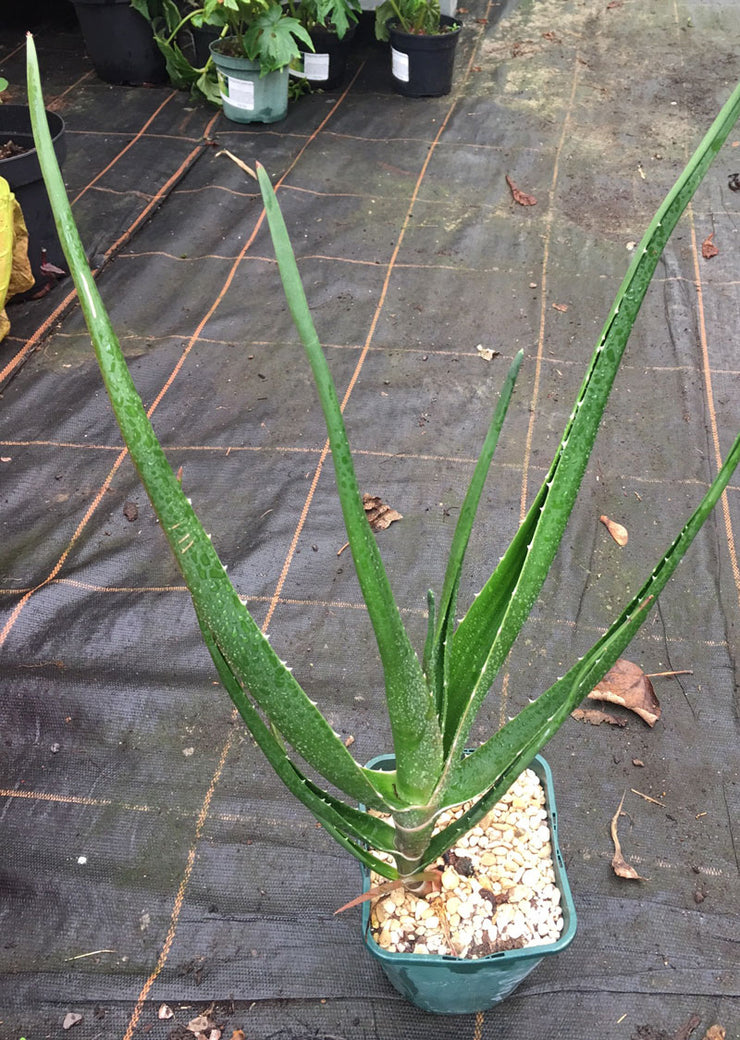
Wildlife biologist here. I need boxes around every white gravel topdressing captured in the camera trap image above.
[369,768,565,959]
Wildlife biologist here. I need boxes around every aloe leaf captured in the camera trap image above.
[444,78,740,764]
[200,619,398,853]
[317,818,399,879]
[25,35,387,811]
[428,349,522,736]
[428,425,740,845]
[256,163,443,803]
[422,588,436,683]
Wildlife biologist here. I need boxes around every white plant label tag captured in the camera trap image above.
[391,48,409,82]
[304,52,330,80]
[226,75,255,111]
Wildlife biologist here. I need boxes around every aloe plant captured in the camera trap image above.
[26,36,740,889]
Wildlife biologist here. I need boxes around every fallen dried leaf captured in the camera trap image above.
[552,302,568,312]
[188,1016,214,1034]
[511,40,537,57]
[702,1025,725,1040]
[363,493,402,532]
[63,1013,83,1030]
[505,175,537,206]
[599,514,628,545]
[588,659,661,726]
[123,501,139,522]
[344,734,355,747]
[542,30,561,41]
[571,707,627,727]
[476,344,500,361]
[231,1032,247,1040]
[632,758,645,767]
[673,1015,702,1040]
[610,791,645,880]
[159,1005,175,1020]
[701,232,719,259]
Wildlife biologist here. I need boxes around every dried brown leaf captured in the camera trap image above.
[588,659,661,726]
[610,792,645,880]
[701,232,719,259]
[231,1032,247,1040]
[702,1026,726,1040]
[552,302,568,312]
[571,707,627,727]
[123,501,139,522]
[188,1017,214,1034]
[673,1015,702,1040]
[363,493,402,532]
[334,870,440,914]
[63,1013,83,1030]
[158,1005,175,1020]
[505,175,537,206]
[599,514,628,545]
[476,344,500,361]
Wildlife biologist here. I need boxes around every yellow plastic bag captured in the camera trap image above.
[0,175,35,340]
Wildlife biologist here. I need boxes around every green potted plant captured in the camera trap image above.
[26,35,740,1013]
[137,0,222,105]
[374,0,461,97]
[202,0,314,122]
[285,0,361,90]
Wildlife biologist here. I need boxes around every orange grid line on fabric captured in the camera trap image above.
[687,209,740,600]
[70,92,178,205]
[0,112,221,387]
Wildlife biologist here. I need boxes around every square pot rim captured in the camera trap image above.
[360,752,578,968]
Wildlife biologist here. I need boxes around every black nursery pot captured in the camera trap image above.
[0,106,67,287]
[293,24,357,91]
[72,0,168,84]
[388,15,461,98]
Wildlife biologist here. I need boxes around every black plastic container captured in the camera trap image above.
[72,0,167,85]
[388,15,461,97]
[292,24,357,91]
[0,106,67,288]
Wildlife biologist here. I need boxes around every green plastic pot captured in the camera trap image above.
[360,754,577,1014]
[209,39,289,124]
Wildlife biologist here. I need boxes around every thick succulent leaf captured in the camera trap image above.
[430,424,740,841]
[200,618,398,852]
[444,78,740,764]
[427,350,522,736]
[26,36,387,812]
[256,163,443,803]
[317,818,399,879]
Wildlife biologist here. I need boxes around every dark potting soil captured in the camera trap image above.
[0,139,28,159]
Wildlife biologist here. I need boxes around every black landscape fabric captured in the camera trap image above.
[0,1,738,1038]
